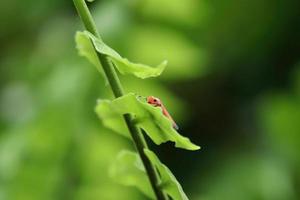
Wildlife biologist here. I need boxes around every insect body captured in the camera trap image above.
[147,96,179,130]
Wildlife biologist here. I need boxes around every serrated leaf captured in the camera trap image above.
[95,93,200,150]
[75,31,167,79]
[109,150,155,199]
[144,149,189,200]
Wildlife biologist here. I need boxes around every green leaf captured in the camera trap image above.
[109,150,155,199]
[95,93,200,150]
[75,31,167,79]
[110,150,190,200]
[75,31,105,77]
[144,149,189,200]
[95,99,130,139]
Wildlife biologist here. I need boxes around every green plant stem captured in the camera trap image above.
[73,1,168,199]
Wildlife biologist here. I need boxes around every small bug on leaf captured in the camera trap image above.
[147,96,179,130]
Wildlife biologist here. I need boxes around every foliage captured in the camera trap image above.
[144,149,189,200]
[95,93,199,150]
[76,31,167,79]
[0,0,300,199]
[72,0,200,199]
[110,149,190,200]
[109,150,155,198]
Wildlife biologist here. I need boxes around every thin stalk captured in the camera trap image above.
[73,0,168,199]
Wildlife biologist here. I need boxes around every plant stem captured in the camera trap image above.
[73,1,168,199]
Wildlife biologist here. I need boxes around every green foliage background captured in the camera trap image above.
[0,0,300,199]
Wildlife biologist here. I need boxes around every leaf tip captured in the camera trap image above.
[191,145,201,151]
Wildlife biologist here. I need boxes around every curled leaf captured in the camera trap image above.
[144,149,189,200]
[75,31,105,76]
[109,150,155,199]
[95,93,200,150]
[96,99,130,139]
[75,31,167,79]
[110,150,190,200]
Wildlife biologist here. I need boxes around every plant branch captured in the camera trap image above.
[73,0,168,199]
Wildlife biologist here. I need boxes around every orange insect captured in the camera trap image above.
[147,96,179,130]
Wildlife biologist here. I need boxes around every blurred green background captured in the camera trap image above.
[0,0,300,199]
